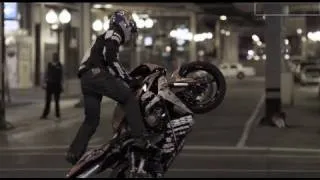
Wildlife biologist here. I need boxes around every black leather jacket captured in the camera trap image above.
[78,26,132,84]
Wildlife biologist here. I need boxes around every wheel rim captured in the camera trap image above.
[185,70,220,107]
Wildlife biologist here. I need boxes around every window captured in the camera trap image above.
[221,65,228,69]
[230,65,238,69]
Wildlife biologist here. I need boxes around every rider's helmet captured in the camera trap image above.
[109,9,138,44]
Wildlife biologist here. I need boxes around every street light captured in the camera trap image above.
[59,9,71,24]
[45,9,58,24]
[284,39,289,45]
[45,8,71,59]
[296,28,302,35]
[220,15,227,21]
[225,30,230,36]
[92,19,103,32]
[144,18,154,29]
[45,8,71,94]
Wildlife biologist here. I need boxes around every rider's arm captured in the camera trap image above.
[103,31,132,84]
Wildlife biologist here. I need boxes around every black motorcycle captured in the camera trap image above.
[65,61,226,178]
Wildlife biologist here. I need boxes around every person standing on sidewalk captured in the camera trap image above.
[40,53,63,120]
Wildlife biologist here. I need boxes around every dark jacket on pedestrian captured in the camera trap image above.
[44,58,63,93]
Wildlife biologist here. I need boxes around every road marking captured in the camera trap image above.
[179,153,320,158]
[184,145,320,153]
[236,93,265,148]
[1,168,320,173]
[3,145,320,153]
[2,152,320,159]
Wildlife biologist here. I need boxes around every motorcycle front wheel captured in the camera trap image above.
[178,61,226,114]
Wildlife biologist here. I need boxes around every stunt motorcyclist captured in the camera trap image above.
[66,10,163,174]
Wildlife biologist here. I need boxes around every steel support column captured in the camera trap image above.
[261,4,287,127]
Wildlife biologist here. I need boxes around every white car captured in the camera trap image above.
[299,65,320,85]
[219,63,256,79]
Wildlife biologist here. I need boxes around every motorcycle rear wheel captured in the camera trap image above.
[109,162,153,178]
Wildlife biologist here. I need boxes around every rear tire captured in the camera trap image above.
[109,163,129,178]
[178,61,226,114]
[109,163,152,178]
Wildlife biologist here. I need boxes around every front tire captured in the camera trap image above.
[178,61,227,114]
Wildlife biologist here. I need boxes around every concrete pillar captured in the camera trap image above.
[74,3,91,107]
[79,3,91,63]
[0,2,7,129]
[300,17,307,61]
[39,3,46,82]
[215,20,221,63]
[189,12,197,62]
[222,26,239,63]
[261,4,287,127]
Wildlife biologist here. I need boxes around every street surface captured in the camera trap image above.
[1,77,320,178]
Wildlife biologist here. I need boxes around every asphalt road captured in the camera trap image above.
[2,77,320,178]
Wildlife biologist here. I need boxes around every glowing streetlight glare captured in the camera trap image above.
[92,19,103,32]
[165,46,171,52]
[93,4,102,9]
[186,32,193,41]
[176,39,185,46]
[59,9,71,24]
[136,19,145,29]
[132,13,140,22]
[144,18,154,28]
[248,50,254,56]
[284,54,290,60]
[252,34,260,42]
[220,29,226,34]
[296,28,302,35]
[307,31,320,42]
[206,32,213,39]
[105,4,113,8]
[257,41,262,46]
[169,30,177,38]
[225,31,230,36]
[45,9,58,24]
[262,54,266,60]
[284,39,289,45]
[144,36,153,46]
[51,24,59,30]
[220,15,227,21]
[193,34,202,42]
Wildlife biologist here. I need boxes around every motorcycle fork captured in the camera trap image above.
[129,151,147,174]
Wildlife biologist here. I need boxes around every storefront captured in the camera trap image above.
[4,3,83,89]
[4,2,33,89]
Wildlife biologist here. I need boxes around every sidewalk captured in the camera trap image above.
[247,85,320,149]
[1,78,113,132]
[7,78,81,106]
[2,96,114,138]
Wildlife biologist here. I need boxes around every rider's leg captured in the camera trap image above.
[94,70,146,138]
